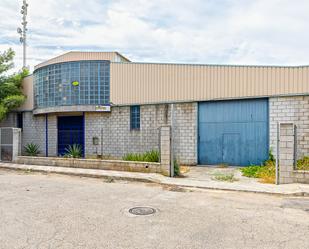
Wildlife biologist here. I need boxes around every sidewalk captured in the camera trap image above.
[1,162,309,196]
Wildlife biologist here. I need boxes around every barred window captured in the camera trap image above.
[130,106,140,130]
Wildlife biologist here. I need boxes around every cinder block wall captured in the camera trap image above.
[22,112,46,155]
[85,105,163,159]
[1,103,197,165]
[85,103,197,165]
[269,96,309,159]
[172,103,197,165]
[47,114,57,156]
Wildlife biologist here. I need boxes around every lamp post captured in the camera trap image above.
[17,0,28,70]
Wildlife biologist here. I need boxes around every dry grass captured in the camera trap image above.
[296,156,309,170]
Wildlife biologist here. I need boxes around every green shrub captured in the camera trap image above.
[122,150,160,162]
[122,153,143,161]
[64,144,82,158]
[240,149,276,184]
[268,148,275,163]
[143,150,160,162]
[240,165,262,178]
[296,156,309,170]
[24,143,40,156]
[257,160,276,183]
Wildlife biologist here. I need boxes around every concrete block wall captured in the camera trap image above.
[269,96,309,159]
[278,123,295,184]
[278,123,309,184]
[85,103,197,164]
[85,105,166,159]
[172,103,197,165]
[22,112,46,156]
[160,126,171,176]
[2,102,197,165]
[47,114,57,156]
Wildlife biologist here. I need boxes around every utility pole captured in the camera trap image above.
[17,0,28,70]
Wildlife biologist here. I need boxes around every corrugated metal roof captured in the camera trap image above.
[27,52,309,108]
[34,51,130,70]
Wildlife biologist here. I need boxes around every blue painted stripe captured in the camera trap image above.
[45,114,48,157]
[82,112,85,158]
[98,63,100,104]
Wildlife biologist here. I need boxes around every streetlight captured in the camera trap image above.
[17,0,28,70]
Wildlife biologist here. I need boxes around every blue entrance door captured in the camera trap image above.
[57,116,84,156]
[198,99,268,166]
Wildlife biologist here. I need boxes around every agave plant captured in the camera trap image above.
[64,144,82,158]
[24,143,40,156]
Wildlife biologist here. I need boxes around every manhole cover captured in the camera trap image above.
[129,207,156,216]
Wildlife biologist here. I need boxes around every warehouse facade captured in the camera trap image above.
[1,51,309,166]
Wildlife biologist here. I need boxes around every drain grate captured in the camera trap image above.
[129,207,156,216]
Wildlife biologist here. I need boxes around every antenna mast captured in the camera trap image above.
[17,0,28,70]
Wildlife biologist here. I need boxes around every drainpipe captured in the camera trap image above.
[170,103,175,177]
[45,114,48,157]
[275,122,279,185]
[101,128,103,159]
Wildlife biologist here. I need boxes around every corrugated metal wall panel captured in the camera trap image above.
[110,63,309,105]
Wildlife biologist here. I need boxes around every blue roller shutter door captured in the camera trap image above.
[198,99,269,166]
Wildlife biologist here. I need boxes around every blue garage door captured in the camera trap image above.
[57,116,84,156]
[198,99,268,166]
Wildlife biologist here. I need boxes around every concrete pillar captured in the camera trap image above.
[279,123,295,184]
[12,128,22,161]
[160,126,171,176]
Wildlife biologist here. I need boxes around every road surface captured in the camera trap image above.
[0,169,308,249]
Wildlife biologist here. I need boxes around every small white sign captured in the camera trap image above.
[95,105,111,112]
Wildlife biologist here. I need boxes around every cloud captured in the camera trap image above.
[0,0,309,71]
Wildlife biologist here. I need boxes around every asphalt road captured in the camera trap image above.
[0,169,308,249]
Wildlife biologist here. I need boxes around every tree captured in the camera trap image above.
[0,48,28,120]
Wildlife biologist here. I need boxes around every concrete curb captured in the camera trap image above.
[0,163,308,197]
[0,164,160,184]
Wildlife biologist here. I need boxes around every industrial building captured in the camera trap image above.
[1,51,309,166]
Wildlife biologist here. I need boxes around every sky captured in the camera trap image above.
[1,0,309,71]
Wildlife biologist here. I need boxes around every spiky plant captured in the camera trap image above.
[64,144,82,158]
[24,143,40,156]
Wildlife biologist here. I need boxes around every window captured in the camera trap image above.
[17,113,23,130]
[130,106,140,130]
[34,61,110,108]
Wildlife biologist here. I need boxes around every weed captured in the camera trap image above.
[212,173,238,182]
[240,165,262,178]
[296,156,309,170]
[105,177,115,183]
[122,150,160,163]
[174,159,180,176]
[217,163,229,168]
[24,169,32,174]
[240,150,276,184]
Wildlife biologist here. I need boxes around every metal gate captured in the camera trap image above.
[57,116,84,156]
[198,99,269,166]
[0,128,21,161]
